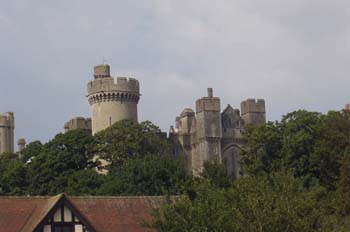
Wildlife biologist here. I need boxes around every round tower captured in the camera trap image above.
[87,64,140,135]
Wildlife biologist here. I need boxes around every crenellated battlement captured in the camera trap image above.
[88,77,139,95]
[195,88,221,113]
[240,99,265,115]
[87,64,140,134]
[87,76,140,105]
[0,112,15,128]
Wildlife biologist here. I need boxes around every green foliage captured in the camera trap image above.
[242,110,350,189]
[20,140,43,162]
[150,172,322,232]
[99,155,189,196]
[337,150,350,216]
[0,153,27,195]
[26,130,95,195]
[1,110,350,231]
[66,169,106,196]
[0,120,184,197]
[310,111,350,190]
[201,161,233,188]
[93,120,169,168]
[241,121,283,175]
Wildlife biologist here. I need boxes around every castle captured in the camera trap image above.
[169,88,266,176]
[79,64,266,176]
[3,64,350,177]
[1,63,266,176]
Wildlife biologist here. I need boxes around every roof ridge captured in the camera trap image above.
[0,196,52,199]
[69,195,172,199]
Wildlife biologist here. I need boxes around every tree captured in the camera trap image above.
[0,153,27,195]
[242,110,323,187]
[337,150,350,216]
[93,120,170,169]
[241,121,283,175]
[20,140,43,163]
[66,169,106,196]
[310,111,350,190]
[150,172,322,232]
[200,161,232,189]
[26,130,95,195]
[99,155,189,196]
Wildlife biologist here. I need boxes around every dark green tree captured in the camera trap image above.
[66,169,106,195]
[20,140,43,163]
[0,153,27,195]
[200,161,232,188]
[150,172,322,232]
[99,155,189,196]
[26,130,95,195]
[93,120,169,169]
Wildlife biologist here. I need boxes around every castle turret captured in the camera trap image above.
[87,64,140,135]
[240,99,266,125]
[17,138,26,153]
[0,112,15,154]
[193,88,223,175]
[64,117,92,134]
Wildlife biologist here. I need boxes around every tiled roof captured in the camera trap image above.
[0,196,54,232]
[0,194,167,232]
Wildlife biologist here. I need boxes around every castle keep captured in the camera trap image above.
[170,88,266,176]
[87,64,140,135]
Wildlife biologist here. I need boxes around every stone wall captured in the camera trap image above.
[172,88,266,177]
[0,112,15,154]
[87,64,140,135]
[64,117,92,133]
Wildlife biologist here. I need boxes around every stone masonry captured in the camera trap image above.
[170,88,266,177]
[87,64,140,135]
[0,112,15,154]
[64,117,92,134]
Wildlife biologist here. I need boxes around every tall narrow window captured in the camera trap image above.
[109,117,112,126]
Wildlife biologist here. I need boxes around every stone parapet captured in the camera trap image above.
[241,99,265,115]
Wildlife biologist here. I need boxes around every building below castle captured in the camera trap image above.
[170,88,266,177]
[0,193,163,232]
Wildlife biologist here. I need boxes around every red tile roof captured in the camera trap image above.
[0,194,166,232]
[70,196,164,232]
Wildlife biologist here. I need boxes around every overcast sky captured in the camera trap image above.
[0,0,349,145]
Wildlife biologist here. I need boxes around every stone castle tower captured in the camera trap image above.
[241,99,266,125]
[193,88,222,174]
[0,112,15,154]
[171,88,266,176]
[87,64,140,135]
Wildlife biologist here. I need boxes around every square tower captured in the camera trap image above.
[192,88,223,175]
[0,112,15,154]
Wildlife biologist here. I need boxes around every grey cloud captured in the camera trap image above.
[0,0,349,145]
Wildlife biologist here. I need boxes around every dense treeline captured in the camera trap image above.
[1,110,350,231]
[0,120,189,196]
[149,110,350,231]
